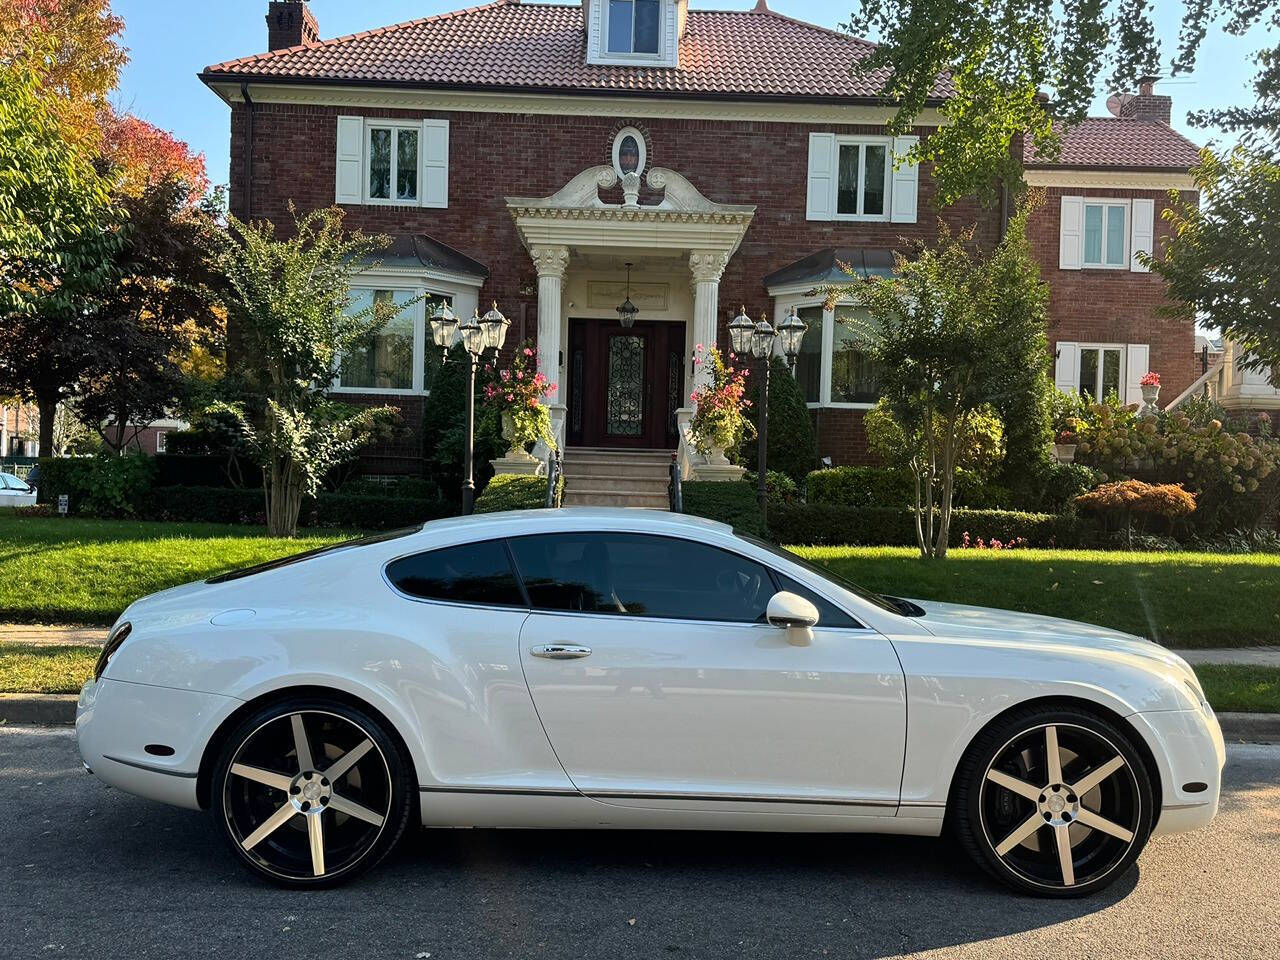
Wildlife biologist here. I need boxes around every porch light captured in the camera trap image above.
[728,306,755,355]
[480,301,511,353]
[776,306,808,362]
[428,300,458,357]
[749,313,776,360]
[458,308,486,358]
[616,262,639,328]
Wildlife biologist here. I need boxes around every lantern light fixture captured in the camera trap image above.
[749,313,776,360]
[616,262,639,328]
[428,300,458,357]
[479,300,511,353]
[728,305,755,356]
[458,308,486,358]
[776,305,808,362]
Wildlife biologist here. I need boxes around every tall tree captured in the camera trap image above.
[825,198,1051,557]
[847,1,1280,203]
[76,177,223,452]
[208,206,411,537]
[99,112,210,198]
[0,54,119,457]
[1148,146,1280,381]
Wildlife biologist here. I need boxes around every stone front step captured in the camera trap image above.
[560,447,675,508]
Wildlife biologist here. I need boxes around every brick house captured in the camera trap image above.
[200,0,1202,477]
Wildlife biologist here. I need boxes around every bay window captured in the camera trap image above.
[335,285,462,395]
[785,300,882,407]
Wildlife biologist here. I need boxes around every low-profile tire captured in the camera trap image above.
[951,703,1155,898]
[211,696,415,888]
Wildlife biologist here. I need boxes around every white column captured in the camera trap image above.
[688,250,729,392]
[529,244,570,452]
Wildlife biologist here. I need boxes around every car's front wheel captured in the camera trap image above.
[952,704,1155,897]
[211,697,415,888]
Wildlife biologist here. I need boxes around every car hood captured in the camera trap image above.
[907,598,1193,671]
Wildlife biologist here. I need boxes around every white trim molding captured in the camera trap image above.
[209,82,950,128]
[1025,169,1196,191]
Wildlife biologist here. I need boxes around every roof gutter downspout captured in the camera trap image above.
[240,81,254,219]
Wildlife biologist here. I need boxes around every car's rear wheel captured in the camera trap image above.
[952,704,1154,897]
[211,697,414,888]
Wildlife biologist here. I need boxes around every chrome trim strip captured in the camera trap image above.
[418,785,580,798]
[417,784,897,808]
[103,754,198,779]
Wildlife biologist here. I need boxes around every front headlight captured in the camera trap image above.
[1183,676,1208,709]
[94,621,131,680]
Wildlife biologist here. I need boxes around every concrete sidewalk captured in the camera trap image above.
[12,625,1280,664]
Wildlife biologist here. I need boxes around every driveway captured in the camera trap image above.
[2,726,1276,959]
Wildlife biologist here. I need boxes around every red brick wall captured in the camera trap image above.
[1026,186,1198,401]
[227,101,1193,470]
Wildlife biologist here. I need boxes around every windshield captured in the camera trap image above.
[205,526,422,584]
[736,532,924,617]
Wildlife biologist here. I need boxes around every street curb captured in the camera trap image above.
[0,695,1277,743]
[0,693,78,725]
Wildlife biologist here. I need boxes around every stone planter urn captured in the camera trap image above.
[491,411,542,476]
[1053,443,1078,464]
[1139,383,1161,417]
[705,444,731,467]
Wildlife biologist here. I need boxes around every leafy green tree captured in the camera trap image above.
[826,200,1050,556]
[208,205,412,537]
[1147,146,1280,381]
[847,1,1279,203]
[0,54,119,457]
[77,177,224,452]
[740,355,818,483]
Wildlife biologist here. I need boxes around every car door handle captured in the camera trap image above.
[530,644,592,660]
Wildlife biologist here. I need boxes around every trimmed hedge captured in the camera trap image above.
[153,454,262,489]
[768,503,1090,548]
[681,480,765,536]
[474,473,562,513]
[806,466,913,508]
[140,486,454,530]
[35,455,156,516]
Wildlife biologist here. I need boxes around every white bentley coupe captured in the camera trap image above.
[77,509,1224,895]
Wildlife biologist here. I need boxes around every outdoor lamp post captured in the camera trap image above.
[429,301,510,515]
[728,305,806,526]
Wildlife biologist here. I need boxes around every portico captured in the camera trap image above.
[507,164,754,454]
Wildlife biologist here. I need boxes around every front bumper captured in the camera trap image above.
[77,676,242,811]
[1130,703,1226,837]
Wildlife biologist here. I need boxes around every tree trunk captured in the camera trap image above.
[266,457,303,538]
[36,393,58,459]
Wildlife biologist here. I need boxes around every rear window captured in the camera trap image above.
[385,539,525,607]
[205,527,421,584]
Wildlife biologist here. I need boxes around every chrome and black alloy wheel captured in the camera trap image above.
[213,701,413,887]
[955,707,1154,896]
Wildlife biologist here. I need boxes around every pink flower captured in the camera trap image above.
[1139,371,1161,387]
[523,347,534,357]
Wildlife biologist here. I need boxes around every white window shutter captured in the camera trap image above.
[1059,196,1084,270]
[806,133,836,221]
[335,116,364,205]
[1130,198,1154,272]
[890,135,920,223]
[1125,344,1150,405]
[1054,342,1079,393]
[421,119,449,209]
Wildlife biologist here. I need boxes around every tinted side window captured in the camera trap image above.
[773,573,863,629]
[508,533,773,623]
[386,540,525,607]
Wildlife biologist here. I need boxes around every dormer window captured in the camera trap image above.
[607,0,660,55]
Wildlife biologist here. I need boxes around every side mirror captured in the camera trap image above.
[766,591,819,646]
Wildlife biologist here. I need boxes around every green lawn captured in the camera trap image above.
[1193,666,1280,714]
[2,516,1279,648]
[796,546,1280,649]
[0,516,351,626]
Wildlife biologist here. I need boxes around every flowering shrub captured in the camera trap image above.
[687,345,755,456]
[960,532,1029,550]
[1049,388,1088,445]
[483,342,557,452]
[1139,371,1161,387]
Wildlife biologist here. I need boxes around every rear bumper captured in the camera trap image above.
[1129,704,1225,836]
[77,676,242,811]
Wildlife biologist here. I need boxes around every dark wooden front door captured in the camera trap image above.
[567,319,685,449]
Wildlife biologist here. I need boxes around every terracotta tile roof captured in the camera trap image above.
[1024,117,1201,170]
[202,1,953,101]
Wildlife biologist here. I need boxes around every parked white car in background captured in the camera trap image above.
[76,509,1224,895]
[0,471,36,506]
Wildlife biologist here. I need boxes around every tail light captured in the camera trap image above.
[94,622,132,680]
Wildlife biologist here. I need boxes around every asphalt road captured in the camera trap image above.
[2,727,1277,960]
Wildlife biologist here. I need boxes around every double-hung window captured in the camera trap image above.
[836,140,889,219]
[1083,201,1127,268]
[607,0,660,54]
[1077,345,1124,402]
[786,301,882,407]
[367,123,420,203]
[336,286,462,395]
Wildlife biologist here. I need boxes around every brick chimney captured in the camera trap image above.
[266,1,319,51]
[1119,75,1172,124]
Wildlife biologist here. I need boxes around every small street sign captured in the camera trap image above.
[57,494,69,515]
